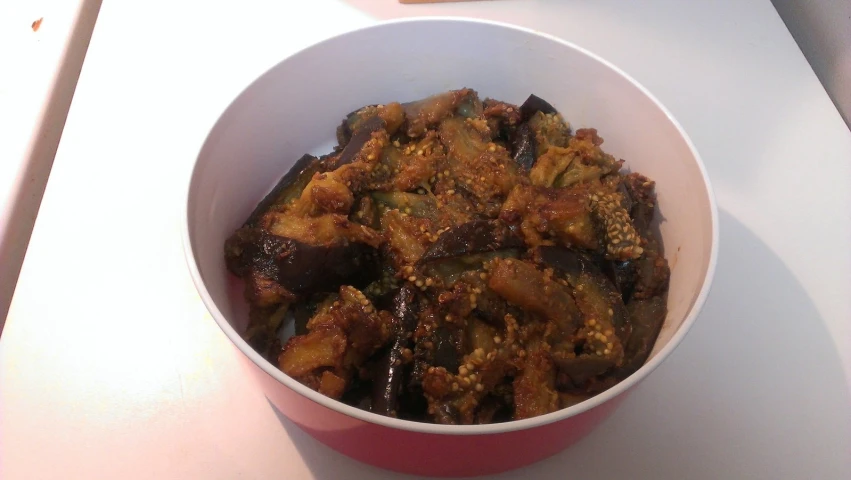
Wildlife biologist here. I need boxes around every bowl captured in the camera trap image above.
[183,17,718,478]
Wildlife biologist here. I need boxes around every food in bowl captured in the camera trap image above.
[223,89,670,425]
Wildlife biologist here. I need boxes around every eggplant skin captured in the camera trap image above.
[371,286,418,417]
[511,123,537,171]
[244,154,319,227]
[510,94,560,170]
[618,296,667,378]
[225,228,379,295]
[333,116,386,168]
[519,94,558,122]
[536,245,604,278]
[419,220,524,264]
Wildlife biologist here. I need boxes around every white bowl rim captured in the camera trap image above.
[182,16,720,436]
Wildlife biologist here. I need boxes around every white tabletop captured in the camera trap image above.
[0,0,100,326]
[2,1,850,479]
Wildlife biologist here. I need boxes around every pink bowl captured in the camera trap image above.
[183,18,718,477]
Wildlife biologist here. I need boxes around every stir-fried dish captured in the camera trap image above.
[224,90,670,424]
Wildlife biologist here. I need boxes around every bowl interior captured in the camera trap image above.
[186,18,716,432]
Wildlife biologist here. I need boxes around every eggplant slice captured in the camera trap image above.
[225,228,379,296]
[372,286,418,417]
[244,154,321,227]
[419,220,524,264]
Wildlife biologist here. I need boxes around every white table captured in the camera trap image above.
[2,1,850,478]
[0,0,101,326]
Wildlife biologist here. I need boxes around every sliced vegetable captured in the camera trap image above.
[500,184,598,249]
[513,350,559,420]
[372,286,418,417]
[373,192,439,220]
[618,296,667,378]
[225,227,379,295]
[334,116,386,168]
[518,93,558,122]
[244,154,321,227]
[511,122,537,170]
[403,88,477,137]
[419,220,524,264]
[488,259,582,335]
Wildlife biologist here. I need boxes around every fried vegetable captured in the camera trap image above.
[536,246,628,372]
[337,102,405,147]
[225,227,380,295]
[513,350,559,420]
[553,128,620,188]
[511,123,537,170]
[589,190,644,261]
[380,209,428,266]
[403,88,478,137]
[619,296,667,378]
[424,250,520,288]
[439,116,520,213]
[419,220,524,264]
[488,259,582,334]
[518,93,558,121]
[483,98,522,142]
[244,154,322,227]
[372,286,418,417]
[279,326,347,381]
[537,246,629,336]
[373,192,439,220]
[280,286,394,397]
[500,184,598,249]
[243,303,290,361]
[333,116,387,169]
[225,89,670,424]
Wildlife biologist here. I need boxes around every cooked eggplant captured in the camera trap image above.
[225,89,670,424]
[243,303,290,361]
[511,122,537,170]
[225,227,379,295]
[337,103,405,148]
[332,115,386,169]
[419,220,524,264]
[518,93,558,122]
[403,88,477,137]
[619,295,667,378]
[488,259,582,334]
[372,286,418,417]
[372,192,439,220]
[244,154,321,227]
[509,94,562,171]
[537,246,630,342]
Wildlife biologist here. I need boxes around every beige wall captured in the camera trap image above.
[773,0,851,128]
